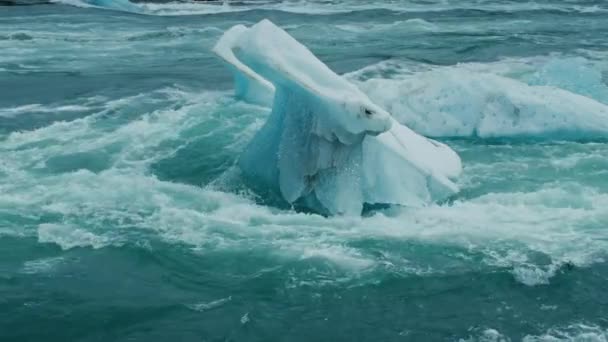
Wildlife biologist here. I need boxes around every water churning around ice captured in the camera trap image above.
[2,1,608,341]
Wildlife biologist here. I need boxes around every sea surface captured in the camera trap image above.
[2,1,608,341]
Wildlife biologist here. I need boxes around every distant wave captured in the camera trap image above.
[28,0,608,16]
[50,0,143,12]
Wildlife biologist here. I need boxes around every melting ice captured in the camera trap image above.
[213,20,462,215]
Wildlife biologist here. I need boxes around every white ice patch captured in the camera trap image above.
[358,62,608,139]
[213,19,461,215]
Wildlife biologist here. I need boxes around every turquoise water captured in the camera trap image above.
[2,1,608,341]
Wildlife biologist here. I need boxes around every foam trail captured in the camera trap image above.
[213,20,461,215]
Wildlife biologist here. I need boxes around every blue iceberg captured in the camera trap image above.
[213,20,462,215]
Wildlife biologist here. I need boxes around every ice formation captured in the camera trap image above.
[359,67,608,139]
[213,20,461,215]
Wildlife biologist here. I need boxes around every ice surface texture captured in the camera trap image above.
[359,66,608,139]
[213,20,461,215]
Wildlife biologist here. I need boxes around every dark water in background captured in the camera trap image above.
[1,1,608,341]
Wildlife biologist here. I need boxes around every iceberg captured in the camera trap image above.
[359,67,608,139]
[213,20,461,215]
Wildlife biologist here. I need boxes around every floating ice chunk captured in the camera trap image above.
[212,24,275,106]
[213,19,461,215]
[360,67,608,139]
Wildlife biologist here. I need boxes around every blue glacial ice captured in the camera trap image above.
[213,20,462,215]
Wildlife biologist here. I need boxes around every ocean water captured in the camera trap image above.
[2,1,608,341]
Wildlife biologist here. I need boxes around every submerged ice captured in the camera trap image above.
[213,20,461,215]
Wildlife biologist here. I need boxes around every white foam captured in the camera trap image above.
[149,183,608,279]
[2,152,606,283]
[240,312,250,324]
[0,88,232,176]
[20,256,65,274]
[187,296,232,312]
[335,19,437,33]
[523,324,608,342]
[459,328,509,342]
[299,244,375,270]
[0,103,92,118]
[38,223,113,250]
[3,103,605,279]
[511,264,559,286]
